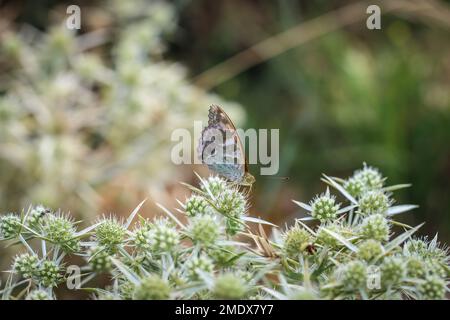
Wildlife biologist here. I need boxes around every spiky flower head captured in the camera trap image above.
[185,195,212,217]
[27,205,51,227]
[406,255,427,278]
[95,217,127,249]
[404,238,448,263]
[185,254,214,280]
[133,275,171,300]
[317,223,352,249]
[202,184,248,236]
[0,213,21,239]
[37,260,64,288]
[380,256,406,287]
[418,275,447,300]
[188,214,221,246]
[88,246,113,272]
[358,190,391,216]
[132,221,152,251]
[26,290,53,300]
[14,253,39,279]
[403,237,449,278]
[215,188,247,218]
[200,176,228,198]
[41,214,80,253]
[344,177,365,198]
[283,224,313,259]
[337,261,367,291]
[357,239,384,262]
[213,273,247,299]
[310,190,341,223]
[147,218,179,253]
[359,214,390,242]
[353,164,384,191]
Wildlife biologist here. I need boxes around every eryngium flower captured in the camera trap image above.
[213,273,247,299]
[133,275,171,300]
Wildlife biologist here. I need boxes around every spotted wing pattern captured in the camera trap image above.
[198,105,246,182]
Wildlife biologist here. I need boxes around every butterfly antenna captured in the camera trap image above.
[261,176,290,181]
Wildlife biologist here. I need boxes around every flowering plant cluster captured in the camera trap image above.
[0,165,448,300]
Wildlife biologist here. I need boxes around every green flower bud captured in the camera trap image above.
[338,261,367,291]
[418,275,446,300]
[317,223,352,249]
[358,190,390,215]
[360,214,390,242]
[0,213,21,239]
[133,275,170,300]
[201,176,228,198]
[189,214,221,246]
[216,188,247,218]
[358,240,384,262]
[148,219,179,252]
[41,214,80,253]
[213,273,247,299]
[132,222,152,251]
[406,255,427,278]
[353,164,384,190]
[185,195,212,217]
[283,224,313,259]
[38,260,64,287]
[14,253,39,279]
[404,238,448,264]
[310,193,340,223]
[381,257,406,287]
[426,259,448,279]
[95,218,127,249]
[88,246,113,272]
[344,177,364,198]
[185,255,214,280]
[27,205,51,227]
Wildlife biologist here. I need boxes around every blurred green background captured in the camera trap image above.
[1,0,449,246]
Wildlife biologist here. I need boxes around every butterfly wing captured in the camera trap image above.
[198,105,247,182]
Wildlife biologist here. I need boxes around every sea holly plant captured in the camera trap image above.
[0,165,449,300]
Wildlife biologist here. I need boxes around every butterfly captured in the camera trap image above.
[198,105,255,187]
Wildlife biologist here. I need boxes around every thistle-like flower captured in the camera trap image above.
[95,217,127,249]
[185,254,214,280]
[337,260,367,291]
[380,256,406,288]
[37,260,64,288]
[282,223,313,259]
[213,273,247,300]
[14,253,39,279]
[352,164,384,191]
[147,218,179,253]
[357,190,392,215]
[41,213,80,253]
[0,213,21,239]
[359,214,391,242]
[132,275,171,300]
[310,190,341,223]
[188,214,222,246]
[184,195,212,217]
